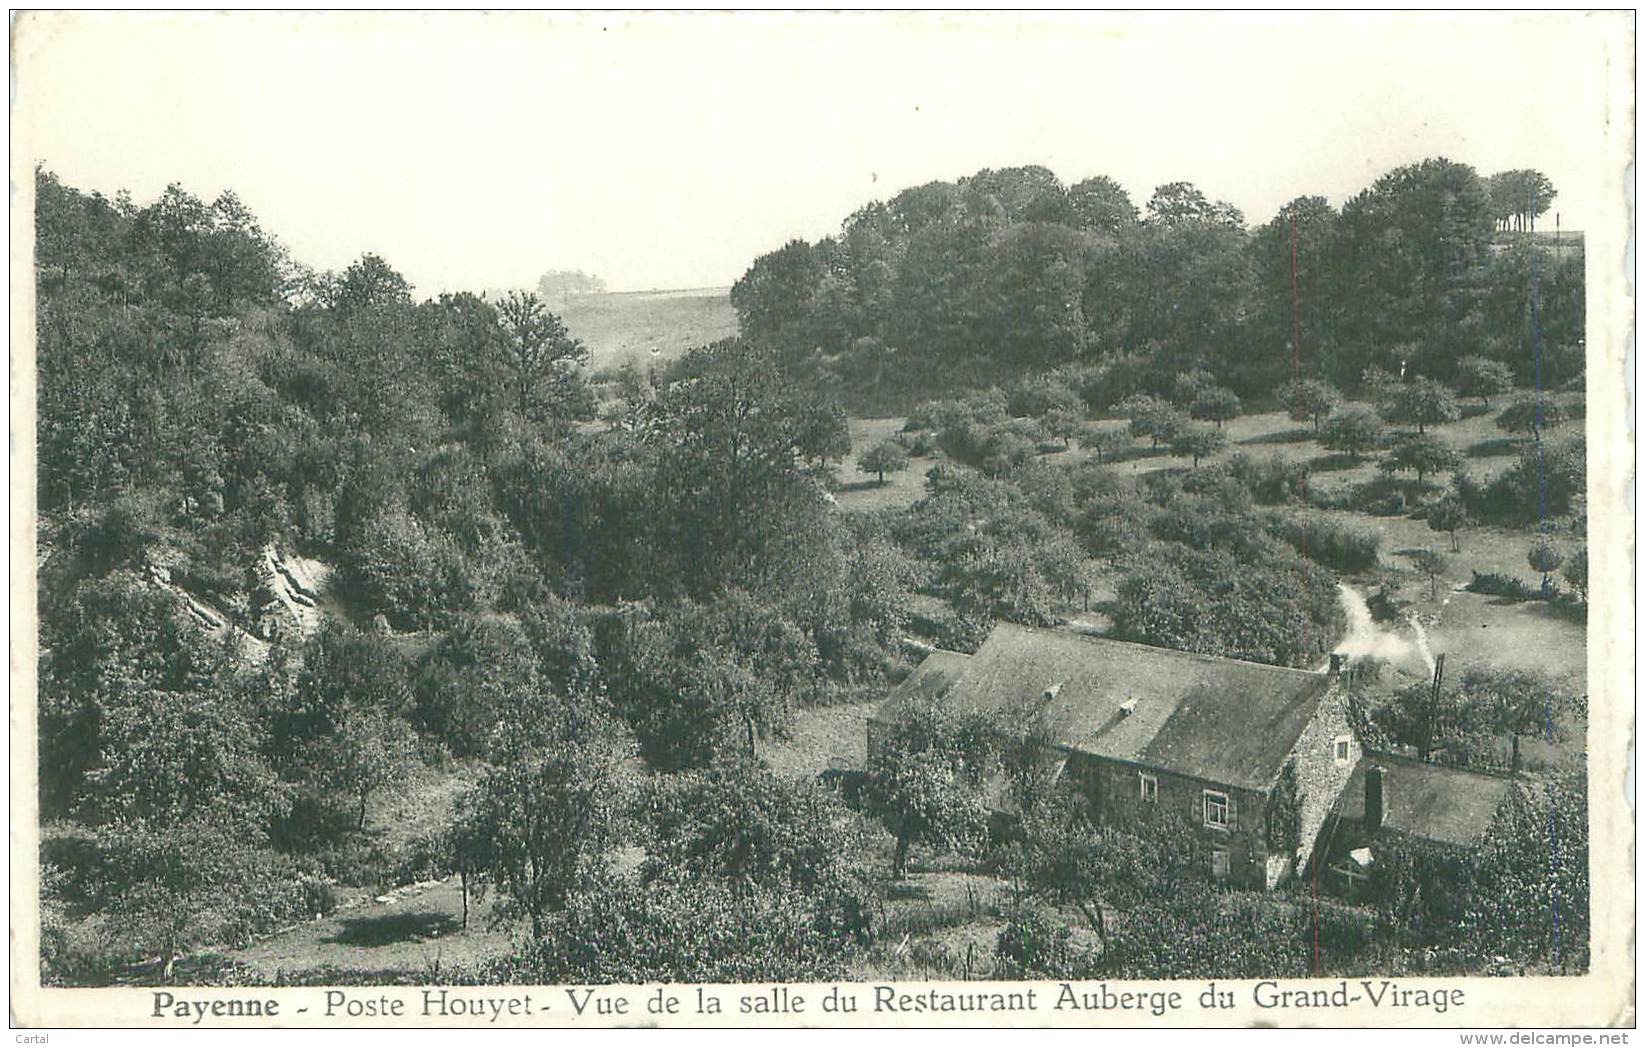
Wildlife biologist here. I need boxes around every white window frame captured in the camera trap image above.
[1203,789,1230,829]
[1333,735,1352,765]
[1139,772,1158,804]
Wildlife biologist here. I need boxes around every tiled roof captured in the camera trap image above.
[871,623,1334,791]
[1338,752,1518,848]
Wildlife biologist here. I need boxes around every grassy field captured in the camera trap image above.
[223,879,512,981]
[559,287,738,372]
[833,418,944,512]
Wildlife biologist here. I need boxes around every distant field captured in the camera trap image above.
[558,287,738,372]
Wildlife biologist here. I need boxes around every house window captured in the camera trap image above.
[1139,772,1158,804]
[1203,789,1230,829]
[1333,735,1352,765]
[1211,848,1230,881]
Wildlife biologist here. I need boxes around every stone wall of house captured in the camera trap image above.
[1287,679,1361,875]
[1069,752,1271,890]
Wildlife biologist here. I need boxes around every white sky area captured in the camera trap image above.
[13,11,1630,295]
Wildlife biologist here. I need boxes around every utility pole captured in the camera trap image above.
[1424,652,1447,761]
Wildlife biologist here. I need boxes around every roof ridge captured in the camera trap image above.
[987,622,1332,680]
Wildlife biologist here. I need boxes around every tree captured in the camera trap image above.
[318,704,420,831]
[858,439,909,485]
[1381,432,1461,484]
[1456,355,1515,406]
[865,697,995,879]
[1119,394,1187,450]
[1487,169,1557,232]
[1042,405,1083,449]
[1527,536,1563,592]
[1171,424,1228,468]
[1388,377,1461,434]
[1320,405,1386,461]
[648,339,848,598]
[462,689,630,936]
[1457,667,1570,774]
[1410,548,1448,600]
[1110,540,1344,668]
[1067,175,1139,235]
[1077,423,1127,463]
[1279,379,1338,432]
[1562,545,1588,602]
[1190,385,1242,428]
[1008,789,1209,944]
[496,290,589,432]
[1496,394,1570,443]
[1465,768,1587,971]
[1426,493,1469,552]
[640,760,876,944]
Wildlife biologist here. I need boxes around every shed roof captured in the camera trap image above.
[872,623,1334,792]
[1338,753,1518,848]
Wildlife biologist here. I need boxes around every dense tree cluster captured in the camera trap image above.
[732,161,1582,412]
[34,170,906,983]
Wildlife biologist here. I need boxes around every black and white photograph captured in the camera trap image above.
[9,10,1634,1029]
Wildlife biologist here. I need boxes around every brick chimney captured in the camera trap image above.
[1365,764,1385,832]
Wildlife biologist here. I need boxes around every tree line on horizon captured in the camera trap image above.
[730,160,1582,412]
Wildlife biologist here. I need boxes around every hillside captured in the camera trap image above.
[556,287,738,372]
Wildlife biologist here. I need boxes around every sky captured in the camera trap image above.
[13,11,1632,296]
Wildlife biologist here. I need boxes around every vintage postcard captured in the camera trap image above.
[8,10,1635,1031]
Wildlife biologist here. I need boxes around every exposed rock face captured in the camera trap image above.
[254,544,331,639]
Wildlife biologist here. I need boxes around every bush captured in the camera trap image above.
[1229,452,1312,505]
[299,875,340,918]
[995,906,1089,977]
[1461,439,1585,525]
[895,429,938,457]
[1111,538,1344,668]
[528,874,858,984]
[1466,571,1542,602]
[1264,513,1381,573]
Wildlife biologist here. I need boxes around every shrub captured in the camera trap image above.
[895,429,938,457]
[1462,439,1585,525]
[1264,513,1381,573]
[1466,571,1541,602]
[995,906,1089,978]
[529,873,858,984]
[1229,452,1311,505]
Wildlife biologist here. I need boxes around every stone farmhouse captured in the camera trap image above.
[868,623,1364,890]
